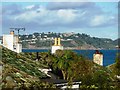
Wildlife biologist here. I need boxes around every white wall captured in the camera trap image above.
[93,54,103,66]
[51,46,63,54]
[3,35,14,50]
[3,34,22,53]
[16,44,22,53]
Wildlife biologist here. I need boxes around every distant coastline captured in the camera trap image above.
[17,32,118,50]
[22,47,118,50]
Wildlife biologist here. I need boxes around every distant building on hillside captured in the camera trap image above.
[51,38,63,54]
[93,50,103,66]
[3,31,22,53]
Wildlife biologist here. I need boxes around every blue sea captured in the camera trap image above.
[22,49,119,66]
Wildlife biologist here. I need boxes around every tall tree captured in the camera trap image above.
[115,53,120,75]
[52,50,77,80]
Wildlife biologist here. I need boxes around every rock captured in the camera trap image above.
[5,76,16,88]
[15,72,22,78]
[6,76,13,81]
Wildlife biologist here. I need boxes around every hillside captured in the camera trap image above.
[1,47,55,89]
[113,38,120,47]
[19,32,117,49]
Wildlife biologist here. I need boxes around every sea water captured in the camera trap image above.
[74,50,119,66]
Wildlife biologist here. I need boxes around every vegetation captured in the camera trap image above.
[115,53,120,75]
[2,47,48,78]
[37,50,120,89]
[107,52,120,89]
[1,47,55,89]
[1,45,120,89]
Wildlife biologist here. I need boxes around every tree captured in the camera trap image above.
[33,33,39,37]
[92,70,111,88]
[22,41,28,48]
[52,50,77,80]
[115,53,120,75]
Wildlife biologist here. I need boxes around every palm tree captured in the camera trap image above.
[52,50,76,80]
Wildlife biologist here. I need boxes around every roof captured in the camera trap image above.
[41,79,67,84]
[41,79,81,84]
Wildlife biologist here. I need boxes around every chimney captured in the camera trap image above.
[58,38,61,46]
[93,50,103,66]
[10,31,14,35]
[54,38,57,46]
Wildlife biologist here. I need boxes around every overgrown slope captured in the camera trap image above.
[1,47,55,89]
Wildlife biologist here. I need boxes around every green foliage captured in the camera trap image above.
[21,41,29,48]
[1,47,55,89]
[2,46,119,89]
[2,50,47,78]
[53,50,78,80]
[92,70,111,88]
[115,53,120,75]
[41,50,115,89]
[36,40,52,47]
[0,47,2,60]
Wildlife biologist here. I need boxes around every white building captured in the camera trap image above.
[93,50,103,66]
[51,38,63,54]
[0,40,1,45]
[3,31,22,53]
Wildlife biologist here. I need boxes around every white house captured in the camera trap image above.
[3,31,22,53]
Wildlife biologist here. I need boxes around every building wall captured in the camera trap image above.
[16,44,22,53]
[51,46,63,54]
[0,40,1,45]
[93,54,103,66]
[3,35,14,50]
[13,35,19,45]
[3,34,22,53]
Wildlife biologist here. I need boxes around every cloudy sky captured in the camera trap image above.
[2,2,118,40]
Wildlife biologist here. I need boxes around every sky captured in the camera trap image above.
[1,1,118,40]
